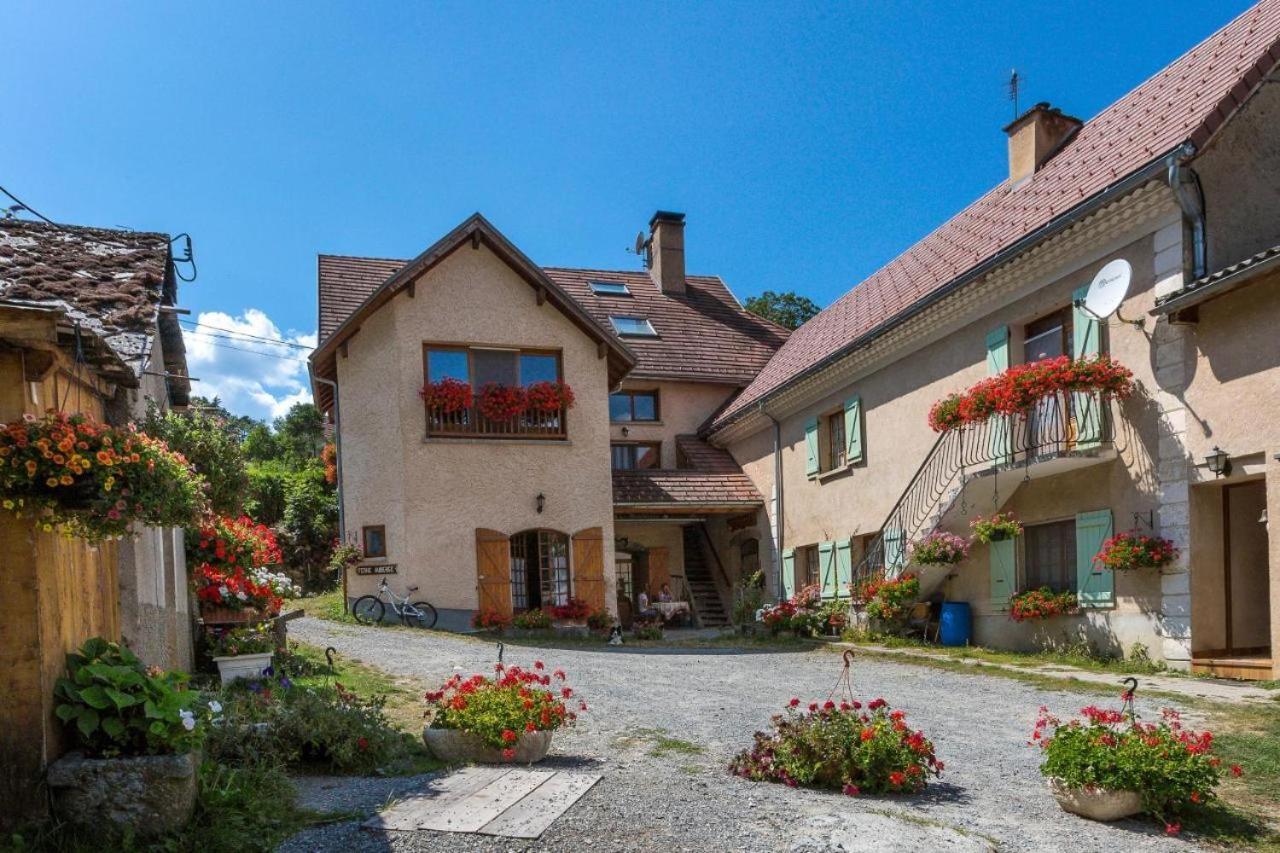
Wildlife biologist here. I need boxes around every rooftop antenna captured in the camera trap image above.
[1009,68,1021,119]
[626,230,650,267]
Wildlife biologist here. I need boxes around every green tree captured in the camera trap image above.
[242,423,282,464]
[187,395,257,444]
[279,466,339,590]
[139,403,248,516]
[744,290,821,330]
[273,403,326,466]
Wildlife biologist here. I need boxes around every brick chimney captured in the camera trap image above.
[647,210,686,296]
[1004,102,1082,185]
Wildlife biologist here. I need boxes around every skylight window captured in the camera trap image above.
[609,316,657,337]
[589,280,631,296]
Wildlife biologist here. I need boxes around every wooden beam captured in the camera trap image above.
[597,341,607,359]
[536,286,546,306]
[339,341,348,359]
[471,231,481,250]
[407,280,416,298]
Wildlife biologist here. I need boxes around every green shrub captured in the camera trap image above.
[209,624,276,657]
[426,662,581,753]
[513,609,552,630]
[53,638,209,757]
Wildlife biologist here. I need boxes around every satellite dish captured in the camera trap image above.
[633,231,646,255]
[1082,258,1132,319]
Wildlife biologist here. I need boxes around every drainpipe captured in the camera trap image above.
[1167,144,1207,280]
[760,401,785,599]
[311,374,345,540]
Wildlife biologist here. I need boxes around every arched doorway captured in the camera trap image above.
[510,529,570,611]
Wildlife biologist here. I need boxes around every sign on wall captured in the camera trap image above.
[355,563,398,576]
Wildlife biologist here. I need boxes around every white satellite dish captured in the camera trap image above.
[1082,258,1132,319]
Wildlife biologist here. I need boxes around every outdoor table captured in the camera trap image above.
[652,601,691,624]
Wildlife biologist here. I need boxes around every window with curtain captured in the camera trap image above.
[1024,519,1077,592]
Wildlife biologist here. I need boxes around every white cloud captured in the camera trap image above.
[182,308,316,422]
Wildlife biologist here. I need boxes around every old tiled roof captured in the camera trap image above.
[315,258,787,384]
[712,0,1280,430]
[1154,242,1280,313]
[0,218,175,380]
[543,269,788,384]
[612,435,763,508]
[318,254,404,340]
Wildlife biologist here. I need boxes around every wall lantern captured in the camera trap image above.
[621,426,630,437]
[1204,446,1231,478]
[536,492,545,514]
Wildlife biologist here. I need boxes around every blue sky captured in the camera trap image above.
[4,1,1253,419]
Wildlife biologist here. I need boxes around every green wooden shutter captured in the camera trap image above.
[835,539,853,598]
[989,538,1016,610]
[1072,285,1103,449]
[804,417,820,478]
[843,395,863,463]
[1075,509,1114,608]
[781,548,796,599]
[884,527,906,574]
[985,326,1012,465]
[819,541,837,598]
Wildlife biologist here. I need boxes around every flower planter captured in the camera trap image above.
[987,530,1009,542]
[213,651,273,685]
[423,728,553,764]
[200,605,263,624]
[46,750,198,836]
[1048,778,1142,822]
[553,619,589,638]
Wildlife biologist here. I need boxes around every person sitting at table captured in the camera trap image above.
[636,590,658,619]
[658,583,674,603]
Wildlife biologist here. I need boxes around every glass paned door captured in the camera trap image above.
[538,530,571,607]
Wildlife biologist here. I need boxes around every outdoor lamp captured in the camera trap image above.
[536,492,545,514]
[1204,446,1230,478]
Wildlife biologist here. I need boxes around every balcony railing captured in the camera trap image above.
[427,405,567,439]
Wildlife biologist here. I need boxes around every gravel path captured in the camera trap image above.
[281,618,1206,852]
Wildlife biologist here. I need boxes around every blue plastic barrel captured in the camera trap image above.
[938,601,971,647]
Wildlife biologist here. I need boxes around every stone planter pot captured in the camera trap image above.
[1048,778,1143,821]
[213,651,273,685]
[47,750,198,836]
[423,727,553,764]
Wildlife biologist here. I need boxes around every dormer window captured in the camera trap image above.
[610,316,657,337]
[589,280,631,296]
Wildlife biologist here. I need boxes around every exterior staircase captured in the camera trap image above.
[682,524,730,627]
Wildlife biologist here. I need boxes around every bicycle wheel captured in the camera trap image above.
[404,601,438,629]
[351,595,384,625]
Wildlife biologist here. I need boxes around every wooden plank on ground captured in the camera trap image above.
[363,766,510,832]
[478,772,602,839]
[420,768,555,833]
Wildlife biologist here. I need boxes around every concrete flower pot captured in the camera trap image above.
[423,727,553,764]
[1049,778,1143,821]
[47,750,198,836]
[213,651,273,685]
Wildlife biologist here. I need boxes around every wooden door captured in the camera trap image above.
[571,527,606,613]
[475,528,512,617]
[647,546,670,597]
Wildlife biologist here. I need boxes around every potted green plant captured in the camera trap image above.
[549,597,593,635]
[1009,587,1078,621]
[423,660,583,763]
[1094,530,1178,571]
[210,623,276,684]
[909,531,970,566]
[1034,704,1232,834]
[511,608,553,635]
[864,573,921,633]
[47,638,213,836]
[970,512,1023,544]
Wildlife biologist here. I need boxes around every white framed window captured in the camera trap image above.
[590,280,631,296]
[609,316,658,337]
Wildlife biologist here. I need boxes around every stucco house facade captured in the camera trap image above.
[704,1,1280,678]
[310,213,786,631]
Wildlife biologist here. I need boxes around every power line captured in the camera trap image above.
[182,330,311,363]
[0,183,57,226]
[179,319,314,351]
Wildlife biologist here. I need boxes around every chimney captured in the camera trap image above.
[647,210,686,296]
[1004,102,1082,185]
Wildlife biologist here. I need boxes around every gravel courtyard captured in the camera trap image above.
[282,618,1206,852]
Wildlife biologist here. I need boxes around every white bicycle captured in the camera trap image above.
[351,579,438,629]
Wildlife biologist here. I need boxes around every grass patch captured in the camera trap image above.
[300,589,354,624]
[612,726,705,758]
[846,633,1174,677]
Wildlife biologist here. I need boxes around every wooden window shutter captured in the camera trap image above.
[883,527,906,574]
[989,538,1016,610]
[804,417,820,478]
[1075,509,1115,608]
[835,539,853,598]
[843,395,863,463]
[818,541,837,598]
[475,528,512,618]
[1072,285,1103,448]
[985,326,1012,464]
[647,546,670,597]
[571,527,606,613]
[781,548,796,599]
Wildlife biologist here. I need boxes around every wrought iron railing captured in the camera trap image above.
[850,391,1115,586]
[427,405,566,439]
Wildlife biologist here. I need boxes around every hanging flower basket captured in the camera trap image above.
[419,378,473,414]
[1009,587,1078,621]
[477,384,527,422]
[1094,530,1177,571]
[0,411,207,541]
[909,531,970,566]
[970,513,1023,544]
[524,381,575,414]
[928,355,1135,432]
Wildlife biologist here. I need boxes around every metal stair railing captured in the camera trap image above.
[850,392,1114,586]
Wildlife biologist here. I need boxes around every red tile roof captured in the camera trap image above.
[612,435,763,508]
[712,1,1280,430]
[316,258,787,385]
